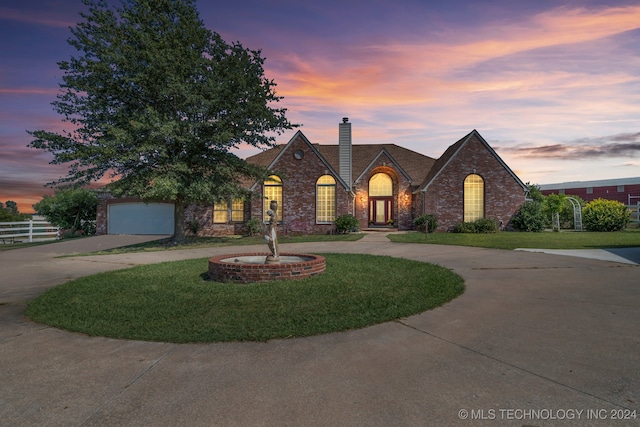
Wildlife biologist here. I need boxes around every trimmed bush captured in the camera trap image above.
[245,218,262,236]
[511,201,546,232]
[453,218,499,233]
[334,214,359,234]
[583,199,630,232]
[414,214,438,233]
[453,221,475,233]
[474,218,499,233]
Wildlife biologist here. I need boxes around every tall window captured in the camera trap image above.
[316,175,336,223]
[369,173,392,196]
[464,174,484,222]
[214,198,245,223]
[231,199,244,222]
[263,175,283,222]
[213,201,228,223]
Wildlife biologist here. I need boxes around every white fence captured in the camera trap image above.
[629,204,640,226]
[0,220,60,244]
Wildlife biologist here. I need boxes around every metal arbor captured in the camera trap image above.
[566,197,583,231]
[551,196,583,231]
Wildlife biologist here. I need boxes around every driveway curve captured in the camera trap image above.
[1,234,638,426]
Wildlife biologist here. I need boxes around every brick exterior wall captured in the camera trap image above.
[95,130,525,236]
[352,160,414,231]
[423,134,525,231]
[96,194,249,236]
[250,134,353,235]
[185,203,248,237]
[95,192,151,235]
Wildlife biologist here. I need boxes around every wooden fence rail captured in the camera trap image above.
[0,220,60,243]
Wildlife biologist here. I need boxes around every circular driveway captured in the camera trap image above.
[1,235,638,426]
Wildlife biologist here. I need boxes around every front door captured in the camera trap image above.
[369,197,393,226]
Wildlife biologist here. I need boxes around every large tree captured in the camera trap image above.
[28,0,296,242]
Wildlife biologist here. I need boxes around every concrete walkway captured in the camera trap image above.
[1,235,638,426]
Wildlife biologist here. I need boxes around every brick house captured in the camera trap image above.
[96,118,526,235]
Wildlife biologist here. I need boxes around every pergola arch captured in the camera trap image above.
[552,196,583,231]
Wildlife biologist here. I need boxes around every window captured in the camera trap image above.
[369,173,392,196]
[464,174,484,222]
[316,175,336,223]
[231,199,244,222]
[587,187,593,194]
[263,175,283,222]
[214,198,245,223]
[213,201,228,223]
[617,185,625,192]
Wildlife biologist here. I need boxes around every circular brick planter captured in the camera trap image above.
[208,253,326,283]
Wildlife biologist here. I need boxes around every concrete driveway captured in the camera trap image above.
[1,235,638,426]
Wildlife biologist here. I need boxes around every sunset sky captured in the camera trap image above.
[1,0,640,213]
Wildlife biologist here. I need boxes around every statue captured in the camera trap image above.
[264,200,280,264]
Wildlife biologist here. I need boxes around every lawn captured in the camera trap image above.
[388,229,640,250]
[78,233,364,255]
[26,253,464,343]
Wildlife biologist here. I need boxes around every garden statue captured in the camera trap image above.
[264,200,280,264]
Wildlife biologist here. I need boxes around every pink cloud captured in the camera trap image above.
[0,6,77,28]
[0,88,60,95]
[265,4,640,111]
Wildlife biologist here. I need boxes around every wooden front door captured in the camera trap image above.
[369,197,393,225]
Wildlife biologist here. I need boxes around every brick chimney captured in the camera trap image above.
[339,117,352,190]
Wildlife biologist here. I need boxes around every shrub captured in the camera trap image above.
[58,228,86,239]
[583,199,630,232]
[453,218,499,233]
[452,221,476,233]
[511,201,546,232]
[245,218,262,236]
[474,218,499,233]
[334,214,359,234]
[187,219,201,235]
[33,188,98,236]
[414,214,438,233]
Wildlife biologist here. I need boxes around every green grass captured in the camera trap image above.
[25,253,464,343]
[388,229,640,250]
[82,233,363,255]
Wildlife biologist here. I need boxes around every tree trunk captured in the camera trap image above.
[173,198,187,244]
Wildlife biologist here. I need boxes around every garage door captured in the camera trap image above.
[108,203,174,235]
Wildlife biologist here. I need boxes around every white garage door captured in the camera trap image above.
[108,203,174,235]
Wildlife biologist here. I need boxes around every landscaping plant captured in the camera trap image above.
[583,199,630,232]
[414,214,438,233]
[334,214,359,233]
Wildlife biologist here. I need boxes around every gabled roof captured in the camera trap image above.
[247,137,436,187]
[418,129,526,192]
[247,130,352,191]
[353,148,413,183]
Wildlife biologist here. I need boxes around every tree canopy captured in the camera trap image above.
[33,188,98,236]
[0,201,29,222]
[28,0,296,241]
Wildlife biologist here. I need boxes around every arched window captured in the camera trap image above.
[464,174,484,222]
[369,173,392,196]
[263,175,283,222]
[316,175,336,223]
